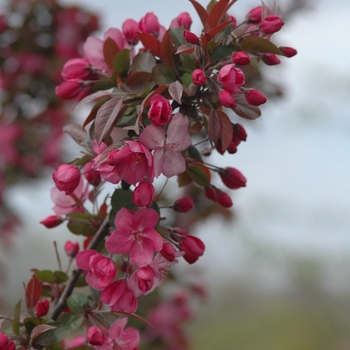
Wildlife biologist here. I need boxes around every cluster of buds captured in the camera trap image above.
[2,1,296,349]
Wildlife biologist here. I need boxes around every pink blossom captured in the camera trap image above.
[132,180,155,207]
[147,94,172,126]
[260,15,284,34]
[106,207,162,267]
[246,5,271,24]
[101,280,138,313]
[140,113,192,178]
[53,164,81,195]
[139,12,160,36]
[64,241,80,258]
[219,167,247,189]
[61,58,91,80]
[170,12,192,29]
[218,64,245,93]
[173,197,194,212]
[0,333,15,350]
[83,161,101,186]
[95,318,140,350]
[87,326,106,346]
[219,90,236,109]
[179,235,205,264]
[122,19,140,45]
[94,149,121,184]
[192,69,206,86]
[55,80,88,100]
[35,299,50,317]
[76,250,117,290]
[262,53,281,65]
[232,51,251,66]
[279,46,297,57]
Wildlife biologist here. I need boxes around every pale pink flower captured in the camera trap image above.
[95,318,140,350]
[101,280,138,313]
[140,113,192,178]
[139,12,160,36]
[76,250,117,290]
[106,207,162,267]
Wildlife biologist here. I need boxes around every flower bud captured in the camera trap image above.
[173,197,194,212]
[87,326,106,346]
[245,89,267,106]
[219,90,236,108]
[139,12,160,36]
[260,15,284,34]
[52,164,81,195]
[132,180,155,207]
[35,299,50,317]
[279,46,297,58]
[64,241,80,258]
[171,12,192,29]
[228,14,237,29]
[232,51,250,66]
[148,94,172,126]
[204,186,217,202]
[219,167,247,189]
[122,19,140,45]
[192,69,206,86]
[180,235,205,264]
[218,64,245,93]
[161,242,176,262]
[40,215,63,228]
[183,30,199,45]
[0,333,15,350]
[217,190,233,208]
[262,53,281,65]
[246,6,271,24]
[83,161,101,186]
[61,58,91,80]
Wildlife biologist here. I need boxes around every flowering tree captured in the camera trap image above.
[0,0,297,349]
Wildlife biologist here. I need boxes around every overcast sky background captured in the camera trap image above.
[2,0,350,308]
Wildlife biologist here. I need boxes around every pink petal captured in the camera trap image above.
[130,239,154,267]
[108,318,128,339]
[76,250,97,271]
[83,36,107,70]
[114,208,134,233]
[105,230,133,254]
[162,152,186,178]
[143,228,163,251]
[139,124,165,150]
[153,149,165,177]
[167,113,192,150]
[133,208,159,230]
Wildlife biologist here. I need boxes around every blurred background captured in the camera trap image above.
[1,0,350,349]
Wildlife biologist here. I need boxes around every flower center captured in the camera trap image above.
[133,231,143,242]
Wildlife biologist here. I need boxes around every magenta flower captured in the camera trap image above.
[52,164,81,195]
[106,208,162,267]
[140,113,192,178]
[76,250,117,290]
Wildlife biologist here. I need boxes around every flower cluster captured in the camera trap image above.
[1,1,296,349]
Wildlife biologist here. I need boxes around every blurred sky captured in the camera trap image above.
[2,0,350,306]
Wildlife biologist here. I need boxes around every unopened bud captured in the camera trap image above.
[35,299,50,317]
[183,30,199,45]
[279,46,297,58]
[260,15,284,34]
[217,190,233,208]
[192,69,206,86]
[262,53,281,66]
[64,241,80,258]
[245,89,267,106]
[40,215,63,228]
[173,197,194,212]
[232,51,250,65]
[219,90,236,109]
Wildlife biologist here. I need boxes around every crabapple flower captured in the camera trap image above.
[52,164,81,195]
[170,12,192,29]
[179,235,205,264]
[183,30,199,45]
[260,15,284,34]
[245,89,267,106]
[232,51,250,66]
[173,197,194,212]
[35,299,50,317]
[0,333,15,350]
[101,280,138,313]
[76,250,117,290]
[87,326,106,346]
[55,80,88,100]
[140,113,192,178]
[217,190,233,208]
[192,69,206,86]
[147,94,172,126]
[219,90,236,109]
[139,12,160,36]
[279,46,297,57]
[132,180,155,207]
[122,19,140,45]
[61,58,91,80]
[83,161,101,186]
[246,5,271,24]
[262,53,281,65]
[218,64,245,93]
[106,208,162,267]
[219,167,247,189]
[94,318,140,350]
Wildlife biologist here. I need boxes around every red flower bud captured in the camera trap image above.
[87,326,106,346]
[262,53,281,66]
[139,12,160,36]
[172,12,192,29]
[217,190,233,208]
[219,90,236,108]
[260,15,284,34]
[173,197,194,212]
[204,186,217,202]
[183,30,199,45]
[161,242,176,262]
[147,94,172,126]
[122,19,140,45]
[228,14,237,29]
[61,58,91,80]
[219,167,247,189]
[0,333,15,350]
[279,46,297,58]
[52,164,81,195]
[64,241,80,258]
[83,161,101,186]
[132,180,155,207]
[35,299,50,317]
[246,6,271,24]
[245,89,267,106]
[232,51,250,65]
[179,235,205,264]
[55,80,83,100]
[40,215,63,228]
[192,69,206,86]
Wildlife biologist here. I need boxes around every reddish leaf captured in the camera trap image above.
[137,32,161,57]
[74,90,114,110]
[131,51,156,73]
[83,96,111,127]
[177,171,192,187]
[63,123,87,145]
[103,37,120,70]
[30,325,56,342]
[175,45,195,55]
[126,72,153,94]
[208,0,230,29]
[202,20,231,47]
[25,276,41,311]
[208,110,221,143]
[217,110,233,151]
[241,36,283,55]
[168,81,183,105]
[189,0,209,30]
[160,29,175,68]
[225,0,238,12]
[233,94,261,120]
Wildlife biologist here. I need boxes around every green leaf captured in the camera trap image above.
[152,63,177,86]
[58,312,84,332]
[67,294,90,314]
[210,45,236,61]
[34,270,68,284]
[241,36,283,55]
[169,28,186,48]
[131,50,156,73]
[13,300,21,335]
[75,275,88,288]
[187,164,211,186]
[113,49,130,74]
[35,325,71,346]
[180,55,196,73]
[187,145,203,162]
[44,342,65,350]
[67,218,97,237]
[182,72,193,88]
[23,317,47,336]
[31,324,56,343]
